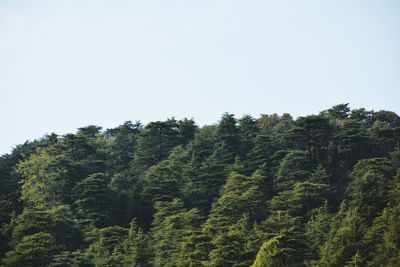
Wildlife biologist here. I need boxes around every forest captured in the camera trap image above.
[1,103,400,266]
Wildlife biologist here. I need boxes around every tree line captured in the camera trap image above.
[1,104,400,266]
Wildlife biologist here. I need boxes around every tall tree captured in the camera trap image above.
[105,121,142,171]
[275,150,312,192]
[216,113,241,163]
[133,119,180,173]
[73,173,115,228]
[150,199,203,267]
[2,232,57,267]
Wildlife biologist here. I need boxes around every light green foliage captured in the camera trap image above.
[86,226,128,267]
[319,207,366,266]
[178,229,211,267]
[121,219,148,267]
[347,158,394,219]
[270,181,330,218]
[50,250,92,267]
[17,149,67,209]
[363,172,400,266]
[150,199,203,267]
[252,234,302,267]
[203,171,265,236]
[207,215,253,267]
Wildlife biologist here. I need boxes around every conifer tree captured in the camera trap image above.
[73,173,115,227]
[2,232,57,267]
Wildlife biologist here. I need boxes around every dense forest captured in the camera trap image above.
[1,104,400,266]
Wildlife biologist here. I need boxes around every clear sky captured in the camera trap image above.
[1,0,400,154]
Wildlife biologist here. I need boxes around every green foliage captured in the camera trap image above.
[252,235,302,267]
[305,203,332,264]
[17,149,67,209]
[133,119,182,173]
[183,145,228,213]
[50,250,92,267]
[319,207,366,266]
[121,219,148,267]
[347,158,394,220]
[207,216,253,267]
[105,121,142,171]
[86,226,127,267]
[321,103,351,120]
[2,232,57,267]
[275,150,311,192]
[270,181,330,218]
[1,106,400,266]
[363,171,400,266]
[141,153,184,204]
[246,134,275,173]
[73,173,115,227]
[217,113,241,163]
[150,199,203,267]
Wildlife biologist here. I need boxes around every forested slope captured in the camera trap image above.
[1,104,400,266]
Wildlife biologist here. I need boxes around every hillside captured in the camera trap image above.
[1,104,400,266]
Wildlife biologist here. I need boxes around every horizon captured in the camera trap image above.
[2,102,398,156]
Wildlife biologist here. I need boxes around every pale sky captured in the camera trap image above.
[1,0,400,154]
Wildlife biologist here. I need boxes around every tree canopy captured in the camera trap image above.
[1,106,400,266]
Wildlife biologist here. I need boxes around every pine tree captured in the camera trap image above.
[2,232,57,267]
[49,250,92,267]
[150,199,203,267]
[216,113,241,163]
[73,173,115,228]
[121,219,148,267]
[275,150,312,192]
[86,226,128,267]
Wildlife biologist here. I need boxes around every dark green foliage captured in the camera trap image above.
[133,119,183,173]
[292,115,333,166]
[73,173,115,228]
[275,150,312,192]
[321,103,351,120]
[105,121,142,171]
[183,145,228,213]
[335,119,372,173]
[305,203,332,264]
[246,134,275,173]
[1,105,400,266]
[2,232,57,267]
[238,115,259,157]
[216,113,241,163]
